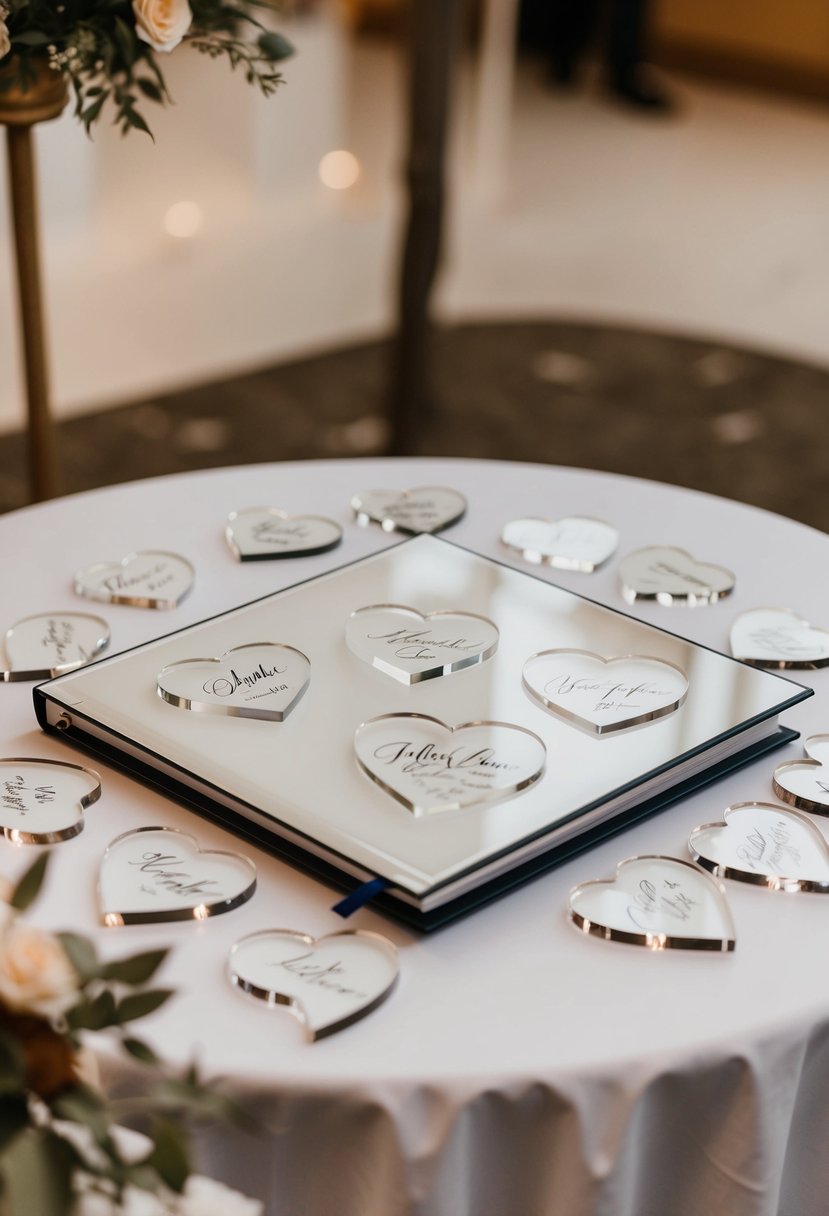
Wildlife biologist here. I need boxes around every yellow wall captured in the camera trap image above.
[655,0,829,72]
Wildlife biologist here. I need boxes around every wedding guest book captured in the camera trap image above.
[34,536,809,929]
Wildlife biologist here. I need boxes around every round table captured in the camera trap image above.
[3,458,828,1216]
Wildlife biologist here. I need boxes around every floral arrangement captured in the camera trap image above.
[0,0,293,135]
[0,854,261,1216]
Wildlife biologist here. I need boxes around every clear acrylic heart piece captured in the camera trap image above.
[226,508,343,561]
[2,612,109,682]
[99,827,257,926]
[689,802,829,892]
[354,713,546,817]
[501,516,618,572]
[619,546,735,607]
[351,486,467,535]
[0,758,100,844]
[569,855,735,951]
[157,643,310,722]
[75,551,194,610]
[229,928,398,1040]
[346,604,499,685]
[730,608,829,669]
[773,736,829,815]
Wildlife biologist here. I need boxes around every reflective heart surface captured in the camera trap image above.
[75,551,194,610]
[730,608,829,669]
[346,604,499,685]
[773,736,829,815]
[226,508,343,561]
[619,546,735,606]
[157,643,310,722]
[690,802,829,892]
[0,758,100,844]
[351,486,467,535]
[2,612,109,682]
[501,516,618,572]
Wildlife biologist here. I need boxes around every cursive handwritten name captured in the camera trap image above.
[1,776,55,816]
[367,626,484,662]
[128,851,223,898]
[104,562,173,595]
[252,521,310,545]
[204,662,288,698]
[736,821,801,873]
[269,952,367,999]
[544,673,674,714]
[373,741,518,779]
[627,877,699,930]
[748,627,820,657]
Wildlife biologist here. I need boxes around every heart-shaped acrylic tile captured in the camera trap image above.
[99,826,257,926]
[75,551,194,610]
[157,643,310,722]
[689,802,829,892]
[619,546,735,607]
[501,516,618,572]
[773,736,829,815]
[522,650,688,735]
[354,713,546,817]
[351,486,467,535]
[568,855,735,951]
[2,612,110,682]
[346,605,499,685]
[0,758,100,844]
[228,928,398,1040]
[226,508,343,562]
[730,608,829,669]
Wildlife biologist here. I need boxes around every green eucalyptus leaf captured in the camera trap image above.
[0,1128,75,1216]
[56,932,99,984]
[145,1119,190,1193]
[101,948,168,987]
[258,31,294,62]
[9,852,49,912]
[0,1029,25,1094]
[66,988,117,1032]
[0,1094,29,1155]
[116,989,174,1025]
[50,1084,110,1145]
[122,1036,161,1066]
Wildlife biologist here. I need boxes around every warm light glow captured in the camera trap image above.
[163,201,203,238]
[318,150,360,191]
[104,913,124,928]
[193,903,210,921]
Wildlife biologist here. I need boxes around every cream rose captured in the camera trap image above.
[132,0,193,54]
[178,1177,263,1216]
[0,19,11,62]
[0,923,78,1018]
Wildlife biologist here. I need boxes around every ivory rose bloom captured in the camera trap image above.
[132,0,193,53]
[0,923,77,1018]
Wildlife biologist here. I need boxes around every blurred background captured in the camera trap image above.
[1,0,828,529]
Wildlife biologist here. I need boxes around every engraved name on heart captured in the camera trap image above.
[501,516,618,572]
[0,758,101,844]
[730,608,829,669]
[689,802,829,893]
[619,546,735,607]
[226,508,343,562]
[2,612,110,682]
[354,713,546,817]
[75,551,194,610]
[229,929,398,1040]
[351,486,467,535]
[99,827,257,926]
[568,855,735,951]
[157,643,310,722]
[346,605,499,685]
[773,736,829,815]
[522,650,688,735]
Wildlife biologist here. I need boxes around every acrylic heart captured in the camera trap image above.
[346,605,499,685]
[225,508,343,561]
[157,643,310,722]
[522,650,688,735]
[568,855,735,950]
[351,486,467,535]
[619,546,735,606]
[75,551,194,610]
[99,827,257,926]
[689,802,829,892]
[773,736,829,815]
[2,612,110,682]
[354,713,546,817]
[730,608,829,669]
[228,929,398,1040]
[0,758,100,844]
[501,516,618,572]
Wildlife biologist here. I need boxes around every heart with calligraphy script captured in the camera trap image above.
[619,546,735,606]
[522,650,688,735]
[0,758,100,844]
[225,508,343,562]
[351,486,467,535]
[730,608,829,669]
[354,713,546,817]
[75,551,194,610]
[689,802,829,893]
[568,855,735,951]
[2,612,109,682]
[346,605,499,685]
[501,516,618,572]
[228,929,398,1040]
[157,642,310,722]
[773,736,829,816]
[99,827,257,926]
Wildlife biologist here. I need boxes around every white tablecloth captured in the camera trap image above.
[3,458,828,1216]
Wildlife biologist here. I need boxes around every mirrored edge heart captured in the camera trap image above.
[568,855,735,951]
[227,928,399,1041]
[350,486,467,534]
[500,515,619,572]
[689,801,829,893]
[99,825,257,927]
[772,759,829,817]
[521,649,689,736]
[2,612,110,682]
[74,551,195,610]
[729,607,829,669]
[619,546,736,607]
[0,756,101,845]
[156,642,311,722]
[225,508,344,562]
[346,604,500,685]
